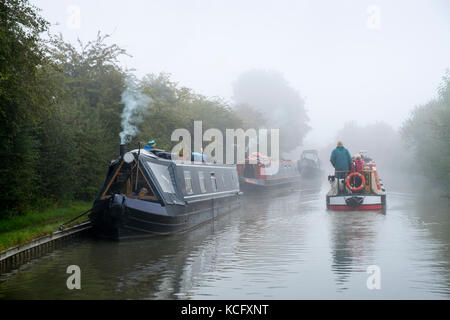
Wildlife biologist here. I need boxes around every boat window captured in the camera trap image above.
[130,166,156,200]
[210,173,217,192]
[184,170,193,195]
[198,171,206,193]
[147,161,176,194]
[303,153,318,161]
[101,161,156,200]
[102,163,129,198]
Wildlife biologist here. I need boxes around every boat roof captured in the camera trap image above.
[302,149,318,154]
[129,148,157,158]
[130,148,236,167]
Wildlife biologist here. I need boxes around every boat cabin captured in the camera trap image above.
[97,148,240,207]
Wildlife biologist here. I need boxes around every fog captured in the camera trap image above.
[2,0,450,300]
[317,121,416,191]
[34,0,450,148]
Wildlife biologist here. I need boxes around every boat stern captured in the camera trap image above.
[326,194,386,211]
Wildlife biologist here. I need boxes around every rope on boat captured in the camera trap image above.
[58,207,93,231]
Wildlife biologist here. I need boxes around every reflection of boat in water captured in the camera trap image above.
[326,152,386,211]
[89,144,241,239]
[86,209,239,299]
[236,152,301,191]
[297,149,322,179]
[327,210,382,291]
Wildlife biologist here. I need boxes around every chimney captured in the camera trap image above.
[120,144,126,157]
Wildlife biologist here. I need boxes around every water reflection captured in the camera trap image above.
[328,211,384,291]
[0,180,449,299]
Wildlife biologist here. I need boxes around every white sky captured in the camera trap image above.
[33,0,450,147]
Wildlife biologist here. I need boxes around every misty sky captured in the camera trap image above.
[33,0,450,147]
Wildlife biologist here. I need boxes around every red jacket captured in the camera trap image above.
[351,159,364,172]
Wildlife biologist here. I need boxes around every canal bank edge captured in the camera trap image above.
[0,222,92,274]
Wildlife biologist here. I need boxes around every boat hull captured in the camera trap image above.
[239,175,302,191]
[299,166,322,179]
[326,194,386,211]
[90,194,240,239]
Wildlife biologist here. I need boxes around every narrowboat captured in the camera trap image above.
[236,152,302,190]
[326,153,386,212]
[89,145,241,239]
[297,149,323,179]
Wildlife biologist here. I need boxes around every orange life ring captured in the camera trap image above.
[345,172,365,192]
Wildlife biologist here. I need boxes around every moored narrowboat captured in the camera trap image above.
[297,149,323,179]
[236,152,302,190]
[326,153,386,212]
[89,145,241,239]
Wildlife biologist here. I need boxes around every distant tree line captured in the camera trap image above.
[401,72,450,193]
[0,0,311,217]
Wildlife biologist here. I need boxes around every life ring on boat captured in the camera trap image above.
[345,172,365,192]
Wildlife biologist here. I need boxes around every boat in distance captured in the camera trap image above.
[89,145,241,239]
[297,149,323,179]
[236,152,302,191]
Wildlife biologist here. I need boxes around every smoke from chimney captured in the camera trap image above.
[119,77,152,144]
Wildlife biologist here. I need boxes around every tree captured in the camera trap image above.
[136,73,243,156]
[232,69,310,153]
[0,0,50,215]
[43,33,129,200]
[234,103,267,130]
[401,72,450,192]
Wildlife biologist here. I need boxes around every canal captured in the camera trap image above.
[0,180,449,299]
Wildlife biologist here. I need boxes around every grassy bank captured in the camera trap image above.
[0,201,92,252]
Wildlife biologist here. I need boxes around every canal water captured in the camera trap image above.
[0,179,449,299]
